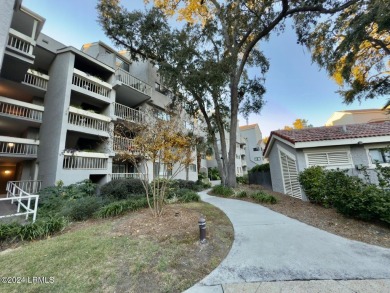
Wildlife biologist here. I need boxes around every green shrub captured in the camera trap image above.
[236,191,248,198]
[61,196,104,221]
[299,166,390,224]
[236,175,249,184]
[100,178,146,200]
[96,197,148,218]
[298,166,327,205]
[0,216,68,242]
[208,167,221,180]
[178,191,200,203]
[211,185,234,197]
[250,191,277,204]
[249,163,270,173]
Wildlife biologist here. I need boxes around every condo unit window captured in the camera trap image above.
[155,82,160,91]
[115,57,129,72]
[189,164,197,172]
[253,147,259,151]
[185,121,193,130]
[154,163,172,178]
[369,148,390,164]
[156,110,171,121]
[254,157,262,161]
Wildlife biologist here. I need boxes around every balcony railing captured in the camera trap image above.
[113,136,136,152]
[68,106,110,132]
[7,28,35,55]
[108,173,144,180]
[23,69,49,90]
[0,136,39,156]
[115,68,152,96]
[63,152,108,170]
[72,69,112,98]
[114,103,146,124]
[0,96,43,122]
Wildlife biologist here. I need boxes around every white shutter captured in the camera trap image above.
[280,150,302,199]
[306,151,351,167]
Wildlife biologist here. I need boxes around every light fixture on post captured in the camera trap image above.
[7,142,15,148]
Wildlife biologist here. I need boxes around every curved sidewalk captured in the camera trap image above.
[185,191,390,292]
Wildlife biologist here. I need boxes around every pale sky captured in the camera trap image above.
[23,0,388,137]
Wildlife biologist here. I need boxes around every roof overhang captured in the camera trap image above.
[264,133,390,158]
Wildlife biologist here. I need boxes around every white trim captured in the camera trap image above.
[295,136,390,149]
[0,136,39,145]
[27,69,49,80]
[8,28,36,47]
[68,106,111,122]
[364,143,390,168]
[0,96,44,111]
[264,135,295,158]
[276,144,296,160]
[63,151,109,158]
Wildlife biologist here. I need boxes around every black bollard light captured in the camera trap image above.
[198,216,206,244]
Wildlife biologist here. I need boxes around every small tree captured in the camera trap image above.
[115,108,194,217]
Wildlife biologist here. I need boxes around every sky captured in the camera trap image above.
[23,0,387,137]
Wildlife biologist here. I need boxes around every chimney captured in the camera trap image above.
[342,125,347,133]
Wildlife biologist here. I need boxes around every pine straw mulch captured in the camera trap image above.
[235,185,390,248]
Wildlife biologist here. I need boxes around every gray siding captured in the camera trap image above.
[0,0,15,69]
[38,52,75,187]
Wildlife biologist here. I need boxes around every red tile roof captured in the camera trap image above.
[270,122,390,144]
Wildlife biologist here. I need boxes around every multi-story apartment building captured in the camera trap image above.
[0,0,197,193]
[206,124,248,177]
[239,124,265,169]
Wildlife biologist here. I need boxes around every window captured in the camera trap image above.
[254,157,262,161]
[153,163,172,178]
[155,82,160,92]
[189,164,197,172]
[305,151,351,168]
[184,121,193,130]
[155,109,171,121]
[368,148,390,164]
[115,57,129,72]
[201,154,206,160]
[253,147,259,151]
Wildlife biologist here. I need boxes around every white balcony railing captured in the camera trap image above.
[23,69,49,90]
[63,151,108,170]
[7,28,35,55]
[0,96,43,122]
[115,68,152,96]
[0,136,39,156]
[113,136,136,152]
[108,173,144,180]
[114,103,146,124]
[72,69,112,98]
[68,106,110,132]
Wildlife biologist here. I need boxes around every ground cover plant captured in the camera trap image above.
[0,202,233,293]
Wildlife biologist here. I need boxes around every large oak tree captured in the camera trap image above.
[98,0,359,187]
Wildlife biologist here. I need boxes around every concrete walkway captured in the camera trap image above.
[184,191,390,292]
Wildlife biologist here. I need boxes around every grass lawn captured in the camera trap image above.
[0,202,233,293]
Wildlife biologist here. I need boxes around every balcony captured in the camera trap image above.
[0,96,44,122]
[7,28,35,56]
[0,136,39,158]
[108,173,144,180]
[113,136,135,152]
[68,106,111,135]
[115,68,152,97]
[63,151,108,170]
[72,69,112,100]
[23,69,49,91]
[114,103,146,124]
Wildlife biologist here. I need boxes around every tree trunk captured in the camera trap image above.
[226,79,239,188]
